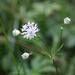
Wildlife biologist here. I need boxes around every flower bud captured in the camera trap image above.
[21,52,29,60]
[13,29,20,36]
[61,27,64,30]
[64,17,71,24]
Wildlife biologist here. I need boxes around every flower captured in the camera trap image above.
[21,52,29,60]
[21,24,27,31]
[21,21,39,40]
[12,29,20,36]
[64,17,71,24]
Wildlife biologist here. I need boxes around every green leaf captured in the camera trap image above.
[54,44,64,57]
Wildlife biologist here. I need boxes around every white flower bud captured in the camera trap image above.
[21,52,29,60]
[13,29,20,36]
[61,27,64,30]
[64,17,71,24]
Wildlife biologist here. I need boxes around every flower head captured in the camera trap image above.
[21,52,29,60]
[64,17,71,24]
[12,29,20,36]
[21,24,27,31]
[21,21,39,40]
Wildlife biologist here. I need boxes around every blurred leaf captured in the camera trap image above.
[66,56,75,75]
[32,1,61,16]
[66,35,75,48]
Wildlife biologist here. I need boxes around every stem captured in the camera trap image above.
[32,39,49,56]
[57,29,63,50]
[54,44,63,57]
[37,35,52,57]
[16,44,26,75]
[23,62,27,75]
[53,27,64,75]
[19,60,26,75]
[19,60,23,72]
[33,52,50,60]
[54,29,63,57]
[0,19,19,74]
[53,59,60,75]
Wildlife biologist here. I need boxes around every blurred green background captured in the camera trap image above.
[0,0,75,75]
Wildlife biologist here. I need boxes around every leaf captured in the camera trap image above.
[39,66,56,72]
[32,1,61,16]
[54,44,64,57]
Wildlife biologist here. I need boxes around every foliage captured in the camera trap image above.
[0,0,75,75]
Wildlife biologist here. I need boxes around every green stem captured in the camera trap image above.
[57,29,63,50]
[53,26,64,75]
[53,59,60,75]
[23,61,27,75]
[54,29,63,57]
[33,52,50,60]
[0,19,19,74]
[32,39,49,56]
[54,44,63,57]
[19,60,23,72]
[37,35,52,57]
[16,44,26,75]
[19,60,26,75]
